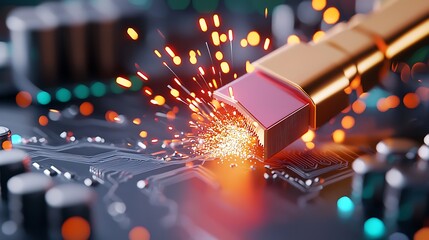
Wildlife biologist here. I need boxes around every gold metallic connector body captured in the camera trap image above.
[255,0,429,128]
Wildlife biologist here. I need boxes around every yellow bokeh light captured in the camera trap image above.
[247,31,260,46]
[199,18,207,32]
[173,56,182,65]
[312,31,325,43]
[220,62,230,73]
[240,39,248,47]
[332,129,345,143]
[246,61,255,73]
[312,0,326,11]
[127,28,139,40]
[341,116,355,129]
[170,89,180,97]
[139,131,148,138]
[215,51,223,60]
[153,95,166,106]
[287,35,300,44]
[323,7,340,24]
[301,130,315,142]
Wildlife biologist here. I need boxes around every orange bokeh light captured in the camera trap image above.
[16,91,32,108]
[129,226,150,240]
[79,102,94,116]
[61,216,91,240]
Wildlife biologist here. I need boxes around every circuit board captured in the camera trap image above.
[1,73,428,239]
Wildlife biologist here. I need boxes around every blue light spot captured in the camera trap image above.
[337,196,354,213]
[11,134,22,144]
[364,218,385,239]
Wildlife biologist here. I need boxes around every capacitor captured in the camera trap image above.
[7,173,53,237]
[384,166,429,235]
[352,154,389,218]
[0,149,30,201]
[0,126,12,150]
[376,138,419,165]
[45,184,95,239]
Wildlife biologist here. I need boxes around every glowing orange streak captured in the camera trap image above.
[213,14,220,27]
[228,30,233,41]
[165,46,176,57]
[198,67,205,75]
[199,18,208,32]
[116,77,132,88]
[137,71,149,81]
[263,38,270,50]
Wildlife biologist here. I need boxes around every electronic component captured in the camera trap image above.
[214,0,429,159]
[7,173,53,238]
[45,184,95,240]
[0,126,11,150]
[0,149,30,201]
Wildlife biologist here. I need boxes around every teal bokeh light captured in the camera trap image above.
[364,218,385,239]
[56,88,72,102]
[36,91,51,105]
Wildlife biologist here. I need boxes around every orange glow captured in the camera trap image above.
[301,130,315,142]
[332,129,345,143]
[137,71,149,81]
[39,115,49,126]
[133,118,141,125]
[385,95,400,109]
[166,111,176,120]
[2,140,12,150]
[264,7,268,18]
[139,131,148,138]
[61,217,91,240]
[306,142,315,149]
[127,28,139,40]
[199,18,208,32]
[341,116,355,129]
[247,31,260,46]
[79,102,94,116]
[312,0,326,11]
[403,93,420,109]
[16,91,32,108]
[213,14,220,27]
[105,111,119,122]
[211,31,220,46]
[165,46,175,57]
[352,100,366,114]
[287,35,300,44]
[143,87,152,96]
[116,77,132,88]
[312,31,325,43]
[263,38,270,50]
[377,98,389,112]
[415,227,429,240]
[323,7,340,24]
[129,226,150,240]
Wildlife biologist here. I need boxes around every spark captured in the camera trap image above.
[116,77,132,88]
[190,107,263,160]
[199,18,208,32]
[127,28,139,40]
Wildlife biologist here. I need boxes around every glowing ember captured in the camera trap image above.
[189,107,263,160]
